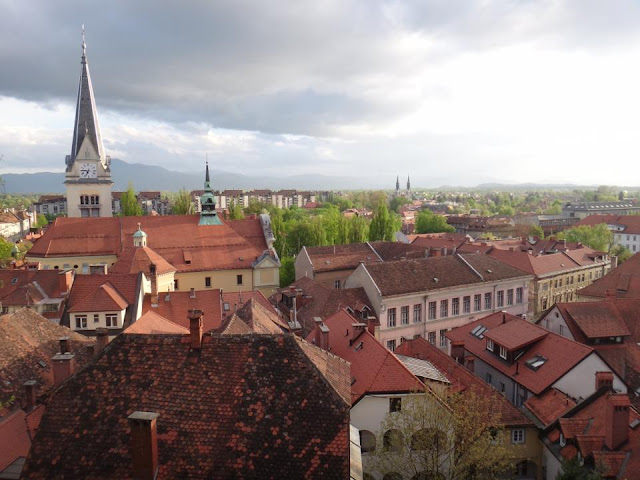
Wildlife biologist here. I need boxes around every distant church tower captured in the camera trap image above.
[65,28,112,218]
[199,162,223,226]
[407,175,411,194]
[395,175,400,195]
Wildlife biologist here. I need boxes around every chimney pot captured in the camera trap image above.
[23,380,37,411]
[128,411,160,480]
[367,316,377,337]
[319,323,330,351]
[596,371,614,391]
[96,328,109,351]
[188,309,203,350]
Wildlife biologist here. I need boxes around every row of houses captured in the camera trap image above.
[34,191,171,216]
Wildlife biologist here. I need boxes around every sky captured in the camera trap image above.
[1,0,640,188]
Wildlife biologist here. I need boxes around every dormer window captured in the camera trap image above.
[499,346,507,360]
[486,339,494,352]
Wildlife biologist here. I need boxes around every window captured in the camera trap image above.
[499,382,506,393]
[463,296,471,314]
[440,300,448,318]
[440,329,448,347]
[43,303,58,312]
[174,279,179,290]
[559,433,566,447]
[516,287,523,304]
[75,315,87,329]
[486,372,492,384]
[106,314,118,327]
[413,304,422,323]
[387,308,396,327]
[559,324,565,336]
[428,301,436,320]
[499,345,507,360]
[486,338,494,351]
[204,276,212,288]
[401,306,409,325]
[359,430,376,453]
[389,398,402,412]
[473,294,481,312]
[542,297,548,310]
[507,289,514,306]
[387,339,396,351]
[484,292,492,310]
[497,290,504,307]
[451,297,459,315]
[236,274,243,285]
[511,428,525,444]
[428,332,436,345]
[93,314,99,323]
[334,280,341,289]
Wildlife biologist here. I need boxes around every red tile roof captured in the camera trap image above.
[579,253,640,299]
[396,337,532,427]
[369,241,428,261]
[555,301,631,340]
[0,405,45,473]
[487,247,606,278]
[577,214,640,234]
[66,274,139,318]
[109,246,176,275]
[0,269,70,308]
[67,281,129,313]
[306,310,423,404]
[364,253,531,296]
[446,312,593,394]
[524,388,576,427]
[123,311,189,335]
[484,319,548,351]
[0,308,94,405]
[142,289,223,333]
[21,333,351,479]
[28,215,270,273]
[304,243,381,273]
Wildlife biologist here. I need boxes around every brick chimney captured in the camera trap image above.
[23,380,37,411]
[58,269,73,294]
[605,393,630,450]
[464,355,475,372]
[450,340,465,364]
[149,263,158,307]
[313,317,323,345]
[350,322,366,345]
[367,316,377,337]
[188,309,203,350]
[596,371,614,391]
[59,336,70,354]
[128,411,160,480]
[319,323,330,350]
[96,328,109,351]
[52,352,75,386]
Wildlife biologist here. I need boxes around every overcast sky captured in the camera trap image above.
[1,0,640,187]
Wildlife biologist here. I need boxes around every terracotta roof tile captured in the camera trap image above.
[396,337,532,426]
[0,407,44,472]
[580,253,640,299]
[447,312,593,394]
[484,319,548,351]
[142,290,222,333]
[67,281,129,313]
[67,274,139,311]
[488,247,606,277]
[556,301,631,339]
[123,311,189,334]
[305,243,381,273]
[21,334,351,479]
[109,246,176,275]
[0,270,70,308]
[524,388,576,427]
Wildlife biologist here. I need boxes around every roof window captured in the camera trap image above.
[525,354,547,371]
[10,277,17,284]
[223,302,230,312]
[471,324,488,339]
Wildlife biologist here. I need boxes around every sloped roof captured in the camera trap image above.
[0,270,69,306]
[28,215,270,273]
[576,214,640,234]
[365,253,530,297]
[142,289,222,333]
[123,311,189,335]
[395,337,532,427]
[0,405,45,474]
[67,274,139,314]
[555,301,631,340]
[487,248,605,277]
[369,241,427,261]
[233,298,287,334]
[304,243,381,273]
[0,308,94,405]
[579,253,640,299]
[446,312,593,395]
[109,246,176,275]
[21,333,351,479]
[67,282,129,313]
[523,388,576,427]
[306,310,423,404]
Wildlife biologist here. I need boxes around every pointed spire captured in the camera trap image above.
[395,175,400,192]
[205,160,210,183]
[407,175,411,191]
[70,25,105,165]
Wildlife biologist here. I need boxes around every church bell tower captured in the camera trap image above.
[65,27,113,218]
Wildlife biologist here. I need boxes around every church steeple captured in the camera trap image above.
[199,161,223,226]
[395,175,400,193]
[407,175,411,192]
[67,26,107,170]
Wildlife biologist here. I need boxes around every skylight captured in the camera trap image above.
[471,324,488,339]
[525,354,548,371]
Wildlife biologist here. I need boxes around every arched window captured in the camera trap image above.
[359,430,376,453]
[411,428,447,451]
[383,429,403,452]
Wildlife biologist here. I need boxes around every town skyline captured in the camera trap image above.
[2,1,640,186]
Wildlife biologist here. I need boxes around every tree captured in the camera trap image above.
[350,215,369,243]
[369,203,397,241]
[0,237,14,266]
[120,183,142,216]
[528,225,544,239]
[611,245,633,264]
[390,196,410,213]
[228,200,245,220]
[279,256,295,287]
[557,458,603,480]
[560,224,612,252]
[34,214,48,228]
[415,210,455,234]
[171,188,194,215]
[368,388,511,480]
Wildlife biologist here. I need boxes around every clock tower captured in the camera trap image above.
[65,28,113,218]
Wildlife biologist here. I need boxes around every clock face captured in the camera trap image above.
[79,163,97,178]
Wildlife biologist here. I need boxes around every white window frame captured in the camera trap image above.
[499,345,507,360]
[105,313,118,328]
[511,428,525,444]
[487,339,494,352]
[75,315,87,329]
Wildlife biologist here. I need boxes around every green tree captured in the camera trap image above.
[0,237,14,266]
[415,210,455,234]
[369,203,393,241]
[120,183,142,216]
[34,214,48,228]
[350,215,369,243]
[171,188,194,215]
[336,215,352,245]
[528,225,544,239]
[369,388,511,480]
[611,245,633,264]
[390,196,410,213]
[560,224,612,252]
[228,200,245,220]
[557,458,603,480]
[279,256,295,287]
[245,199,267,215]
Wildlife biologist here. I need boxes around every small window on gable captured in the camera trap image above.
[389,398,402,412]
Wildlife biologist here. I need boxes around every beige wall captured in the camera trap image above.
[175,269,254,293]
[503,426,543,480]
[26,255,118,273]
[70,309,126,332]
[315,270,355,289]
